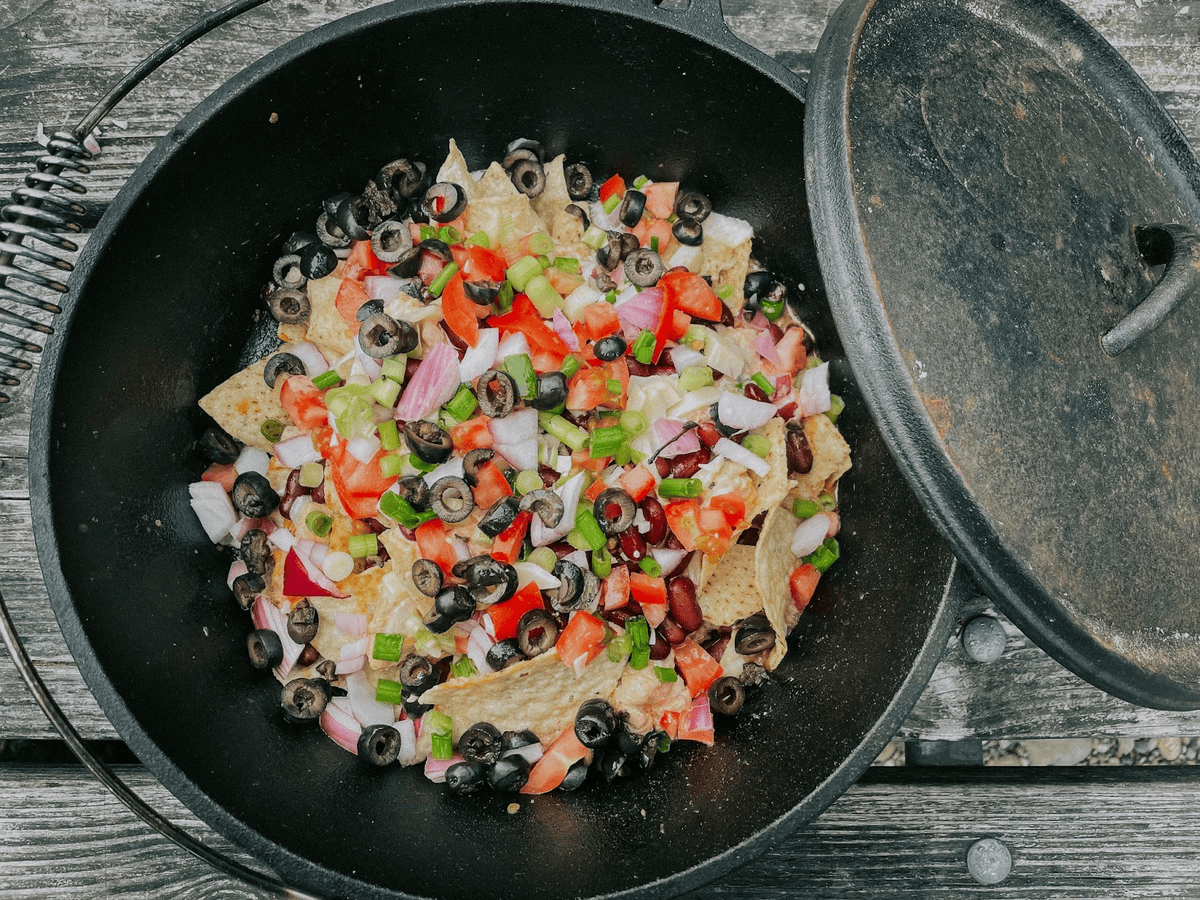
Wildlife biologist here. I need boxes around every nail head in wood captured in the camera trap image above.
[962,615,1006,663]
[967,837,1012,885]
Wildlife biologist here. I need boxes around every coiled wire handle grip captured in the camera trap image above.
[0,1,323,896]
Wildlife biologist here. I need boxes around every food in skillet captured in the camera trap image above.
[188,139,851,794]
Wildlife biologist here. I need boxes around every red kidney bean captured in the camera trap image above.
[549,540,576,559]
[666,448,709,479]
[404,357,423,383]
[768,322,784,343]
[719,302,734,326]
[278,468,310,518]
[786,422,814,474]
[625,358,675,377]
[657,615,687,646]
[667,576,704,632]
[776,401,798,421]
[310,480,326,505]
[697,421,723,448]
[649,638,671,660]
[604,609,632,628]
[618,528,646,562]
[663,550,694,580]
[743,382,769,403]
[298,643,320,667]
[706,636,730,662]
[664,531,684,551]
[655,456,671,478]
[539,465,560,488]
[640,496,667,545]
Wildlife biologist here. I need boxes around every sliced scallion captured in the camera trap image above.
[639,557,663,578]
[606,378,622,396]
[437,225,462,245]
[305,510,333,538]
[428,261,459,298]
[589,424,628,459]
[312,370,340,390]
[380,355,407,382]
[348,533,378,559]
[678,365,714,392]
[761,298,784,321]
[375,677,403,704]
[528,232,554,256]
[561,354,582,380]
[528,546,557,571]
[450,656,477,678]
[715,284,735,301]
[826,394,845,423]
[751,372,774,396]
[653,665,678,683]
[805,537,840,573]
[573,505,607,551]
[444,384,478,422]
[553,256,580,274]
[817,493,838,512]
[467,230,490,247]
[658,477,703,499]
[377,419,401,451]
[632,175,650,189]
[619,409,647,437]
[373,635,403,663]
[430,731,454,760]
[650,235,659,253]
[582,224,607,249]
[742,433,771,458]
[602,194,621,214]
[792,498,821,519]
[592,543,613,578]
[495,281,515,312]
[379,452,406,479]
[260,418,285,443]
[506,255,543,292]
[540,412,589,452]
[630,328,656,365]
[514,469,543,495]
[525,273,562,317]
[369,376,401,409]
[298,461,324,489]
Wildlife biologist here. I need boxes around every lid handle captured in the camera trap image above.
[1101,223,1200,355]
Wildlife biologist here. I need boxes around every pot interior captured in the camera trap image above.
[32,2,957,898]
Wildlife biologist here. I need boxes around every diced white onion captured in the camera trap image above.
[289,495,312,530]
[347,435,381,464]
[651,547,688,575]
[233,446,270,477]
[669,346,706,371]
[268,527,297,555]
[422,454,465,488]
[335,655,367,675]
[494,331,531,365]
[188,481,237,543]
[791,513,832,557]
[717,391,778,431]
[799,362,832,416]
[703,211,754,246]
[714,437,771,476]
[273,433,321,468]
[339,636,371,660]
[363,275,403,302]
[289,341,330,376]
[459,328,501,383]
[514,561,562,590]
[346,671,395,727]
[336,613,368,637]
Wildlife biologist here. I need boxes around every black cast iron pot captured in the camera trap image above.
[29,0,958,897]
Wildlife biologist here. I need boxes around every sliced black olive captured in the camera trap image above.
[594,487,636,535]
[503,729,540,753]
[529,371,568,411]
[619,232,640,257]
[624,248,665,287]
[508,158,546,198]
[445,759,488,794]
[429,475,475,523]
[461,447,495,486]
[476,370,518,418]
[231,472,279,518]
[463,279,501,305]
[398,653,441,694]
[267,288,311,325]
[709,675,746,716]
[247,628,283,670]
[734,613,776,655]
[404,421,453,465]
[282,231,318,254]
[272,254,305,290]
[595,232,624,271]
[564,163,593,200]
[486,638,524,671]
[593,269,617,293]
[560,759,590,791]
[548,560,584,614]
[359,312,418,358]
[199,426,240,464]
[281,677,331,724]
[377,158,428,200]
[675,189,712,223]
[315,658,338,681]
[355,297,384,323]
[579,569,602,610]
[240,529,274,577]
[388,245,423,278]
[487,754,532,792]
[396,475,431,510]
[416,238,454,262]
[708,401,740,438]
[402,689,434,718]
[574,698,618,748]
[287,598,319,644]
[505,137,545,163]
[564,203,589,229]
[740,661,770,687]
[464,555,515,590]
[297,241,338,279]
[336,195,374,241]
[459,722,504,765]
[371,219,414,262]
[394,275,426,302]
[432,584,475,628]
[617,189,646,227]
[519,489,564,528]
[517,608,559,657]
[231,572,265,611]
[263,351,305,388]
[357,723,401,766]
[595,745,634,782]
[422,182,467,222]
[637,730,664,770]
[411,558,443,598]
[593,335,627,362]
[323,191,353,218]
[672,219,703,246]
[315,211,351,250]
[478,496,520,538]
[470,571,519,607]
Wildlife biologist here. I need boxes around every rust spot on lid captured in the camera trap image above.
[1162,461,1173,482]
[922,394,954,439]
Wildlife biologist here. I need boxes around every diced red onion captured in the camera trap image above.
[251,596,305,677]
[395,342,461,421]
[791,513,832,557]
[798,362,831,416]
[514,561,561,590]
[530,471,585,546]
[494,331,530,365]
[188,481,237,543]
[669,346,706,371]
[395,717,420,766]
[272,433,321,468]
[346,671,396,727]
[751,330,782,366]
[652,418,701,458]
[306,542,329,567]
[550,308,581,352]
[714,437,771,476]
[293,545,349,598]
[295,538,319,559]
[743,310,770,331]
[466,622,496,675]
[289,341,330,377]
[460,328,500,383]
[320,700,363,755]
[363,275,403,302]
[335,655,367,675]
[716,391,777,431]
[227,560,248,590]
[229,515,275,543]
[424,752,465,783]
[613,285,663,336]
[688,692,714,733]
[336,613,368,637]
[347,434,381,464]
[501,742,544,766]
[450,537,470,564]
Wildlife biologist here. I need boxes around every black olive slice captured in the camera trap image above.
[377,158,428,200]
[529,371,568,411]
[476,369,518,418]
[734,613,776,655]
[389,245,423,278]
[355,297,384,323]
[429,475,475,523]
[247,629,283,670]
[445,759,488,794]
[267,288,311,325]
[282,231,318,254]
[504,137,545,163]
[517,609,559,657]
[199,426,240,464]
[478,495,520,538]
[519,489,565,528]
[416,237,454,262]
[459,722,504,765]
[560,759,589,790]
[411,558,443,598]
[398,653,441,693]
[240,529,274,577]
[231,472,280,518]
[461,447,495,486]
[593,335,626,362]
[371,219,414,262]
[434,584,476,625]
[594,487,636,535]
[548,559,585,614]
[574,698,618,748]
[357,723,402,766]
[709,675,746,716]
[404,421,454,465]
[596,231,624,271]
[486,638,524,671]
[272,254,305,290]
[624,248,665,287]
[502,729,540,752]
[396,474,431,510]
[287,598,319,644]
[619,232,640,257]
[617,189,646,228]
[360,312,418,358]
[323,192,353,217]
[593,269,617,293]
[298,241,338,279]
[422,182,467,223]
[564,163,593,200]
[463,279,501,305]
[263,351,305,387]
[281,677,331,724]
[231,572,265,611]
[675,189,712,223]
[564,203,589,229]
[336,195,374,241]
[507,158,546,198]
[464,556,514,589]
[487,754,532,792]
[315,211,351,249]
[743,270,777,299]
[672,219,703,246]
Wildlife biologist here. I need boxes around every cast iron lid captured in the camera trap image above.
[805,0,1200,709]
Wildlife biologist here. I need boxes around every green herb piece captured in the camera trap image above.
[678,365,714,392]
[378,492,438,528]
[506,255,543,292]
[653,665,678,683]
[428,261,459,298]
[373,634,404,663]
[375,678,403,704]
[445,384,478,422]
[630,328,656,365]
[742,433,771,458]
[804,537,840,573]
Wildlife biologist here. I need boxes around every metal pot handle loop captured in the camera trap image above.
[1101,222,1200,355]
[651,0,731,40]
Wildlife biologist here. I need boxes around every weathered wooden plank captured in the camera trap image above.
[2,764,1200,899]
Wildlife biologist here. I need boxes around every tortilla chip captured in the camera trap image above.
[476,161,520,199]
[375,528,437,627]
[699,236,752,314]
[277,321,308,343]
[791,413,852,501]
[198,356,287,452]
[418,648,625,747]
[748,417,796,523]
[303,272,355,359]
[611,655,690,735]
[436,139,479,202]
[464,161,549,244]
[698,545,763,624]
[755,505,801,670]
[531,154,571,224]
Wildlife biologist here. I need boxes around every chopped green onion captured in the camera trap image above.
[506,255,543,292]
[583,225,607,249]
[312,370,340,390]
[630,647,650,670]
[653,665,678,683]
[431,731,454,760]
[826,394,845,423]
[419,224,438,242]
[540,412,589,451]
[650,235,659,253]
[260,418,285,443]
[573,505,607,551]
[495,281,515,312]
[614,441,633,466]
[467,230,490,247]
[514,469,543,495]
[606,378,622,396]
[806,354,824,370]
[369,376,401,408]
[592,543,613,578]
[377,419,401,451]
[657,733,672,752]
[428,261,459,298]
[805,537,840,573]
[604,290,617,305]
[561,354,582,379]
[602,193,621,214]
[379,452,407,479]
[589,423,628,459]
[606,630,632,663]
[553,256,580,274]
[715,284,735,301]
[378,491,437,528]
[503,353,538,399]
[619,409,648,437]
[682,324,711,347]
[348,533,378,559]
[408,454,438,473]
[444,384,478,422]
[678,365,714,392]
[751,372,774,396]
[632,175,650,189]
[639,557,663,578]
[380,355,407,382]
[817,493,838,512]
[627,616,650,651]
[761,298,785,321]
[305,510,333,537]
[325,383,375,438]
[373,634,404,663]
[437,224,462,245]
[375,678,403,704]
[450,656,478,678]
[525,273,562,317]
[742,433,771,458]
[299,461,324,488]
[630,328,656,365]
[528,232,554,256]
[528,546,557,571]
[429,710,453,736]
[658,477,703,499]
[792,498,821,519]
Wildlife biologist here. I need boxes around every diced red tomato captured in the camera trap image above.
[598,173,626,204]
[439,272,480,347]
[488,294,570,360]
[630,572,667,626]
[327,443,398,520]
[556,610,606,669]
[579,302,621,342]
[789,563,821,614]
[201,462,238,493]
[663,499,701,552]
[602,565,630,611]
[675,693,715,745]
[344,240,385,276]
[668,309,691,342]
[334,276,371,327]
[449,416,494,452]
[650,285,677,364]
[583,477,608,504]
[529,346,567,374]
[709,492,747,529]
[566,366,614,412]
[604,357,629,405]
[571,447,610,473]
[279,375,328,431]
[414,519,459,576]
[618,464,656,502]
[773,326,809,375]
[632,216,673,255]
[659,270,723,321]
[484,581,545,642]
[674,639,723,698]
[490,510,531,564]
[693,507,733,558]
[642,181,679,219]
[543,266,584,297]
[472,460,513,509]
[521,726,590,795]
[462,244,508,283]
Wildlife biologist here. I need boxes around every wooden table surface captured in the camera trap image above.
[2,0,1200,897]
